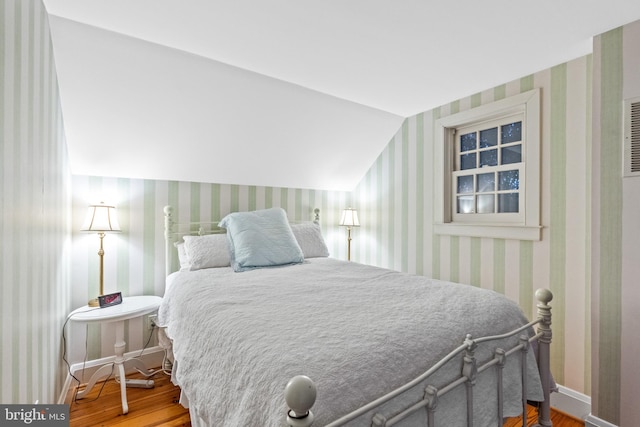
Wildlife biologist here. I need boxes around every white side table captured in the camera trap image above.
[69,295,162,414]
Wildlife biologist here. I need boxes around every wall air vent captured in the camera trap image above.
[624,97,640,177]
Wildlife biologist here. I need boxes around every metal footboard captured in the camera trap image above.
[285,288,553,427]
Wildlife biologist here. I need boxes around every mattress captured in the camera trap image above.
[158,258,542,426]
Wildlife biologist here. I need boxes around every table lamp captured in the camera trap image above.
[339,207,359,261]
[81,202,121,306]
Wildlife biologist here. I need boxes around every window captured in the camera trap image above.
[454,114,524,222]
[434,89,541,240]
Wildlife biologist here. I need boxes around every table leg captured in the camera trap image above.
[75,320,129,414]
[75,319,155,414]
[113,320,129,414]
[75,363,115,399]
[125,358,155,378]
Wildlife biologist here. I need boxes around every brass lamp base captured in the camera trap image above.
[88,231,106,308]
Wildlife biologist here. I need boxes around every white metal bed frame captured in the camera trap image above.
[163,205,553,427]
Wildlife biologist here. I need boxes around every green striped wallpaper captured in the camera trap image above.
[592,27,624,424]
[69,176,351,362]
[353,56,593,394]
[0,0,71,404]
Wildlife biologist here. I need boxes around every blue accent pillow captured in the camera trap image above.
[218,208,304,272]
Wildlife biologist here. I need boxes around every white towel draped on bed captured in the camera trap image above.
[158,258,542,427]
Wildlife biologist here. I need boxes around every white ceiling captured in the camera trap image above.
[43,0,640,191]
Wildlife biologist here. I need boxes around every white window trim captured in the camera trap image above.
[433,89,542,241]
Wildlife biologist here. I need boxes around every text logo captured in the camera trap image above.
[1,405,69,426]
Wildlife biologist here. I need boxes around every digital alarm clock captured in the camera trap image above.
[98,292,122,308]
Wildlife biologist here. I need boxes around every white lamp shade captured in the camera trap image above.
[339,208,360,227]
[81,203,121,232]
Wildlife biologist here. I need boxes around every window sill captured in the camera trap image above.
[434,222,542,241]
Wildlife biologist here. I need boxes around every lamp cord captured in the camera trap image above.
[62,309,114,404]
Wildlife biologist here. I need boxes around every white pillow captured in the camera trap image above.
[218,208,304,272]
[175,242,191,270]
[183,234,231,270]
[290,223,329,258]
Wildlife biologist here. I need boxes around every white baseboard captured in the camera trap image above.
[57,346,165,404]
[585,414,619,427]
[550,384,591,420]
[549,385,619,427]
[57,374,73,404]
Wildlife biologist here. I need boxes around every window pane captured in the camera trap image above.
[477,172,495,192]
[457,175,474,194]
[502,144,522,164]
[480,127,498,148]
[501,122,522,144]
[480,149,498,167]
[498,193,519,213]
[460,133,476,152]
[460,153,476,170]
[477,194,495,213]
[498,170,519,190]
[457,195,475,214]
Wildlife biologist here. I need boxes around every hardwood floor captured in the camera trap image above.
[504,405,585,427]
[65,368,190,426]
[65,368,584,426]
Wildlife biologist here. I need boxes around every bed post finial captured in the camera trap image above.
[535,288,553,346]
[313,208,320,224]
[535,288,553,308]
[285,375,316,427]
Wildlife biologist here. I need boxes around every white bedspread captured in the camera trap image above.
[158,258,542,426]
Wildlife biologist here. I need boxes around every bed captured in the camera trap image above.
[157,206,554,427]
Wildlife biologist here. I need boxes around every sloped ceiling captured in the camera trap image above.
[43,0,640,191]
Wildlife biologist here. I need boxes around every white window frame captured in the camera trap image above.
[434,89,541,240]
